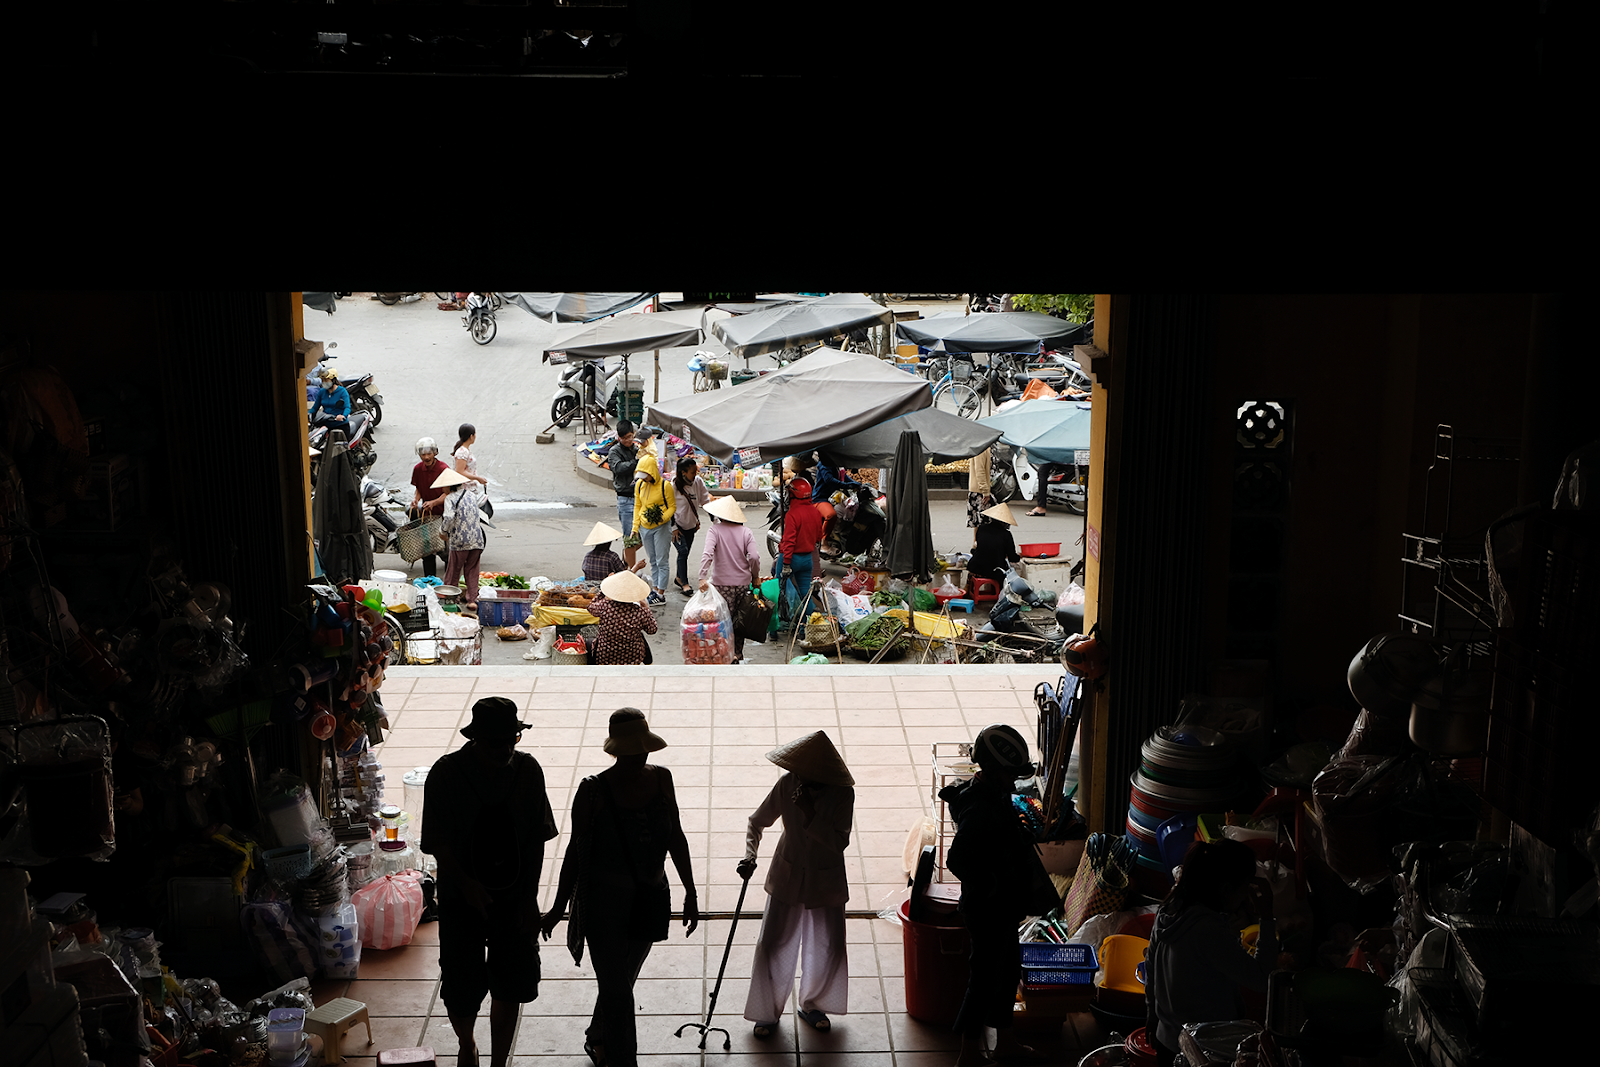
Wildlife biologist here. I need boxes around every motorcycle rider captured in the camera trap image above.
[310,367,353,434]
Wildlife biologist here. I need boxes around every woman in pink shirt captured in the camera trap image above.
[696,496,763,664]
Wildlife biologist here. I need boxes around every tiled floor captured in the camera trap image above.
[324,665,1108,1066]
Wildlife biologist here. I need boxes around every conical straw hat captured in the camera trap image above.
[981,501,1018,525]
[431,466,470,489]
[583,521,624,546]
[705,496,747,524]
[766,730,855,787]
[600,568,651,603]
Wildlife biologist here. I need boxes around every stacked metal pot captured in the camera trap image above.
[1126,723,1245,863]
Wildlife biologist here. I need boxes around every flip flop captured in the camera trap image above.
[1028,509,1047,516]
[752,1023,778,1039]
[797,1008,830,1031]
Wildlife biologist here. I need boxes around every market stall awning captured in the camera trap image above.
[500,292,655,323]
[977,399,1094,465]
[819,406,1002,469]
[711,293,895,357]
[646,348,932,466]
[895,311,1090,353]
[302,292,336,315]
[541,308,706,362]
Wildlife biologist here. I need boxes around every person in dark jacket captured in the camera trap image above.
[606,421,653,572]
[965,501,1022,588]
[938,723,1042,1067]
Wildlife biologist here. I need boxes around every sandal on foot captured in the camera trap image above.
[752,1022,778,1039]
[797,1008,830,1031]
[1028,508,1047,516]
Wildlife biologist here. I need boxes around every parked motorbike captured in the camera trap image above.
[376,292,424,305]
[309,411,375,482]
[361,476,408,555]
[969,293,1008,313]
[306,344,384,429]
[551,358,627,429]
[977,567,1073,659]
[987,440,1086,513]
[462,292,497,345]
[762,478,889,560]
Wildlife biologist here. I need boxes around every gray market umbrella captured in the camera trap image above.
[311,435,373,583]
[820,406,1002,469]
[646,348,931,466]
[711,293,895,359]
[302,292,337,315]
[541,309,706,362]
[896,311,1090,353]
[883,430,936,582]
[501,292,655,323]
[977,399,1093,465]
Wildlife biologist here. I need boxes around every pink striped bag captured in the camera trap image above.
[353,871,426,950]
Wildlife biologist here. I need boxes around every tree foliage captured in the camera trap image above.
[1010,294,1095,323]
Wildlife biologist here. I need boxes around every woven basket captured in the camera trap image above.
[396,516,446,562]
[553,648,589,667]
[805,615,840,647]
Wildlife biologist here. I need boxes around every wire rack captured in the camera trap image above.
[930,742,978,882]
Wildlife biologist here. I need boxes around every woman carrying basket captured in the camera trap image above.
[696,496,763,665]
[409,437,450,578]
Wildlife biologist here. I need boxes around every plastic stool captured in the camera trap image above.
[377,1048,436,1067]
[947,598,975,613]
[305,998,372,1065]
[969,578,1000,604]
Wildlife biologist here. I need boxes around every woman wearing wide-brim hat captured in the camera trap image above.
[542,709,700,1067]
[580,520,634,583]
[738,731,856,1038]
[590,568,658,666]
[696,495,764,664]
[434,465,489,612]
[965,500,1023,588]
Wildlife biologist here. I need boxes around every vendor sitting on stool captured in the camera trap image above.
[965,501,1022,587]
[581,521,631,582]
[740,731,856,1040]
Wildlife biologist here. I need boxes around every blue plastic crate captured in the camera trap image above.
[1020,942,1098,969]
[1019,967,1097,985]
[478,598,534,627]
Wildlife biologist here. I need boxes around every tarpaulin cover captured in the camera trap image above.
[819,405,1002,469]
[542,308,705,362]
[302,292,337,315]
[884,430,937,581]
[646,348,931,466]
[501,292,654,322]
[896,311,1091,353]
[711,293,895,357]
[977,399,1094,465]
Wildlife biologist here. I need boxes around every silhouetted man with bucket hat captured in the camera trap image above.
[423,697,558,1067]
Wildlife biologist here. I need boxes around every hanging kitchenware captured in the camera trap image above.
[1347,632,1443,717]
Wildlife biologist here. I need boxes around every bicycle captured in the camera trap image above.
[688,351,727,392]
[925,353,983,419]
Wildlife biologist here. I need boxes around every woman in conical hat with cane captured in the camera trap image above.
[738,731,856,1038]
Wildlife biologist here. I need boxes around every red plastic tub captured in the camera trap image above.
[900,900,971,1025]
[1018,542,1062,558]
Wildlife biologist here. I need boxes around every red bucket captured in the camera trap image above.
[900,900,971,1025]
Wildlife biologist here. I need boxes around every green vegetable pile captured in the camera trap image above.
[844,611,904,650]
[870,589,904,608]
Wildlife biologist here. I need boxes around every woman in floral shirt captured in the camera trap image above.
[435,466,488,611]
[591,570,658,665]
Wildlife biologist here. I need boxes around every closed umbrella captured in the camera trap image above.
[884,430,936,582]
[311,435,373,583]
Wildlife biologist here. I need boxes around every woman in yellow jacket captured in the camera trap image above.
[632,443,676,606]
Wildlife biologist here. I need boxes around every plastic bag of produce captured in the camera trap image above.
[909,586,937,613]
[823,578,874,624]
[789,653,829,665]
[681,585,733,665]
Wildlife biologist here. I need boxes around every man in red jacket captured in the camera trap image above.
[779,478,826,626]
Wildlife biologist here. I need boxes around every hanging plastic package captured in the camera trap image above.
[241,899,321,985]
[0,714,116,863]
[353,870,426,950]
[680,585,733,665]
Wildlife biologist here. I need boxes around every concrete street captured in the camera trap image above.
[307,293,1084,665]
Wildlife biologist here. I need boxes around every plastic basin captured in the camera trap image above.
[1019,542,1061,558]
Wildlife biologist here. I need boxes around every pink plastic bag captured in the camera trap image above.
[352,871,425,950]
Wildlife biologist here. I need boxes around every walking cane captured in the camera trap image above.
[676,868,754,1051]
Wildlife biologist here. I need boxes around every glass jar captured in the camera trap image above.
[370,838,419,878]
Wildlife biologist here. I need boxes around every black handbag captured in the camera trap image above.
[736,585,772,644]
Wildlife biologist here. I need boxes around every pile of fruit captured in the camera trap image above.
[539,582,600,606]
